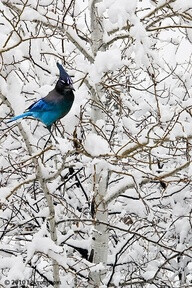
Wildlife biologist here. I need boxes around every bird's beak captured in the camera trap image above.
[70,84,75,91]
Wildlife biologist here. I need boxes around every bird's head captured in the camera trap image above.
[56,62,75,93]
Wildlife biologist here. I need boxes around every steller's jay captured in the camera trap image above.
[7,63,75,131]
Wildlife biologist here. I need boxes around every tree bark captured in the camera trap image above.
[89,1,109,286]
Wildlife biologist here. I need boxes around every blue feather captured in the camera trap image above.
[28,99,53,112]
[7,112,33,123]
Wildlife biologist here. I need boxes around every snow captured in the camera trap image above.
[84,133,110,156]
[26,229,64,264]
[89,49,122,83]
[171,0,192,12]
[0,255,25,279]
[36,207,50,218]
[6,71,25,114]
[100,0,137,28]
[142,260,160,280]
[0,187,10,202]
[95,49,122,73]
[0,76,7,96]
[89,262,105,272]
[169,123,184,141]
[20,7,46,22]
[57,137,74,155]
[1,0,192,287]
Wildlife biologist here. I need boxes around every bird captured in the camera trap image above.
[7,63,75,131]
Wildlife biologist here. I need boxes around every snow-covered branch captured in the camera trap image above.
[1,0,192,286]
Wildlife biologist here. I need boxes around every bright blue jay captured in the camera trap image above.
[8,63,75,131]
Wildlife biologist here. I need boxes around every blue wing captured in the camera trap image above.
[28,99,55,112]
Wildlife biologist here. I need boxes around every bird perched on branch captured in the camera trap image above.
[7,63,75,131]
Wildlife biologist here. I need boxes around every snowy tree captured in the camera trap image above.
[1,0,192,287]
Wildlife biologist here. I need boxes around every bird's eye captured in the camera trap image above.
[66,76,73,85]
[60,77,73,85]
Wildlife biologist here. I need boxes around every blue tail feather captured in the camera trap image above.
[7,112,33,123]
